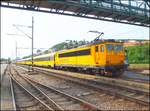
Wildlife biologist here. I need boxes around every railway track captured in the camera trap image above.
[8,65,53,110]
[24,76,100,110]
[18,65,149,106]
[9,76,16,110]
[9,65,100,110]
[21,64,149,84]
[11,78,52,110]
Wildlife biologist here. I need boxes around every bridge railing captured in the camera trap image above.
[79,0,149,17]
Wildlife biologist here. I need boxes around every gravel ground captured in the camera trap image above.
[122,71,149,81]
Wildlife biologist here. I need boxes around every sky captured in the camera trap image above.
[1,7,149,59]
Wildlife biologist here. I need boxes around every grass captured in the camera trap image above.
[128,64,149,70]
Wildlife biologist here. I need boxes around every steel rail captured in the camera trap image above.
[10,67,63,111]
[19,64,149,84]
[9,77,17,111]
[16,64,149,106]
[24,75,100,110]
[9,74,53,110]
[31,67,149,94]
[40,67,149,93]
[12,65,100,110]
[27,66,149,106]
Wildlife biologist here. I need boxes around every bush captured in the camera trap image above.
[126,43,150,64]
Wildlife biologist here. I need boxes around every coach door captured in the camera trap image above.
[95,45,100,64]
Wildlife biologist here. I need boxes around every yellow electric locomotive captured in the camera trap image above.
[55,40,125,76]
[17,40,126,77]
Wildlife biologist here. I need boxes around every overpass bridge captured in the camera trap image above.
[1,0,150,27]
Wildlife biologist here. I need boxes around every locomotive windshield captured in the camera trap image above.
[114,45,123,52]
[106,44,114,52]
[106,44,123,53]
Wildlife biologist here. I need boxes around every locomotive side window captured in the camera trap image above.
[59,49,90,57]
[77,49,90,56]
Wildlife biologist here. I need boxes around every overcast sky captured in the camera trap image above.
[1,7,149,59]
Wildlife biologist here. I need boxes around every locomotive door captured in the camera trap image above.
[95,45,99,64]
[99,45,105,65]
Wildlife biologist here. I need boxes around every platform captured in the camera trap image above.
[1,64,15,110]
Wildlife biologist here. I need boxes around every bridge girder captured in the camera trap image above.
[0,0,149,27]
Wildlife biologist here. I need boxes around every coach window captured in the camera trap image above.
[95,46,98,52]
[100,45,104,52]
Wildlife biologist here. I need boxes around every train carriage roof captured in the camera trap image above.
[33,52,55,59]
[19,52,55,61]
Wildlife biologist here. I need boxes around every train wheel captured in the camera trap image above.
[108,72,113,77]
[100,70,105,76]
[103,71,113,77]
[85,69,89,74]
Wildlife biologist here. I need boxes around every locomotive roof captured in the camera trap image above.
[92,41,123,45]
[58,40,122,53]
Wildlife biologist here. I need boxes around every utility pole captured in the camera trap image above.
[31,16,34,71]
[7,16,34,72]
